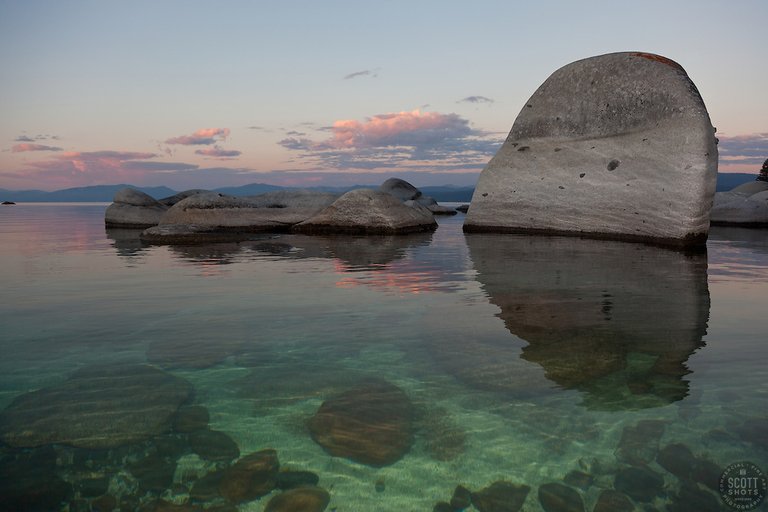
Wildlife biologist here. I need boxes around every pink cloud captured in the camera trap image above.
[195,146,242,158]
[320,109,471,149]
[12,143,63,152]
[166,128,231,145]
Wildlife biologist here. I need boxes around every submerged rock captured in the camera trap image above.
[140,223,258,244]
[173,405,210,433]
[656,442,698,479]
[471,481,531,512]
[592,489,633,512]
[218,449,279,503]
[613,465,665,502]
[105,187,168,228]
[295,189,437,235]
[307,379,414,466]
[538,482,584,512]
[188,429,240,463]
[264,486,330,512]
[0,363,191,448]
[464,52,718,247]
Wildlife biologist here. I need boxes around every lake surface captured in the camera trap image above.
[0,203,766,511]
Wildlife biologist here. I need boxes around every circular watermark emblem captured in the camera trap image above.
[719,461,767,510]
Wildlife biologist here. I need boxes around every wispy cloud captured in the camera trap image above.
[14,134,60,142]
[343,68,379,80]
[166,128,230,145]
[457,95,495,104]
[12,143,63,152]
[279,109,502,171]
[194,146,242,158]
[718,132,768,166]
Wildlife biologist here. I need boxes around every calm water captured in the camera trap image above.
[0,203,766,511]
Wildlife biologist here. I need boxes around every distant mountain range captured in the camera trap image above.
[0,173,758,203]
[0,182,477,203]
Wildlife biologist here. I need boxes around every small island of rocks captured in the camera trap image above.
[105,177,458,244]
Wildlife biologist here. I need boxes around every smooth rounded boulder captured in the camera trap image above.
[464,52,718,247]
[710,180,768,226]
[158,190,338,232]
[105,187,168,228]
[294,189,437,234]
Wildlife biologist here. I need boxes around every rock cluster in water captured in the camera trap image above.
[104,177,458,241]
[0,374,333,511]
[710,179,768,226]
[464,51,718,247]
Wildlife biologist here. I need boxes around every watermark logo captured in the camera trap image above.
[719,461,767,510]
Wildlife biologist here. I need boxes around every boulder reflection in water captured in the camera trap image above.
[465,233,710,410]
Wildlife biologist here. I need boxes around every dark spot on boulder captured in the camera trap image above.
[554,148,562,152]
[558,186,565,190]
[579,173,585,178]
[481,193,488,197]
[517,146,530,152]
[607,160,620,171]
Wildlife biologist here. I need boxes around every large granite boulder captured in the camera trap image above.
[294,188,437,234]
[158,190,338,232]
[105,187,168,228]
[710,180,768,226]
[464,52,718,247]
[307,379,414,466]
[0,364,192,448]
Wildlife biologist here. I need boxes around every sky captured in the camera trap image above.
[1,0,766,191]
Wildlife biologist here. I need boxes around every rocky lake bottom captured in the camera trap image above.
[0,203,766,511]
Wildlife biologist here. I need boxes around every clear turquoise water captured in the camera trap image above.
[0,203,766,511]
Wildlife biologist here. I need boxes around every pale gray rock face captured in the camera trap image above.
[710,187,768,226]
[159,190,337,231]
[295,188,437,234]
[464,52,718,247]
[105,187,168,228]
